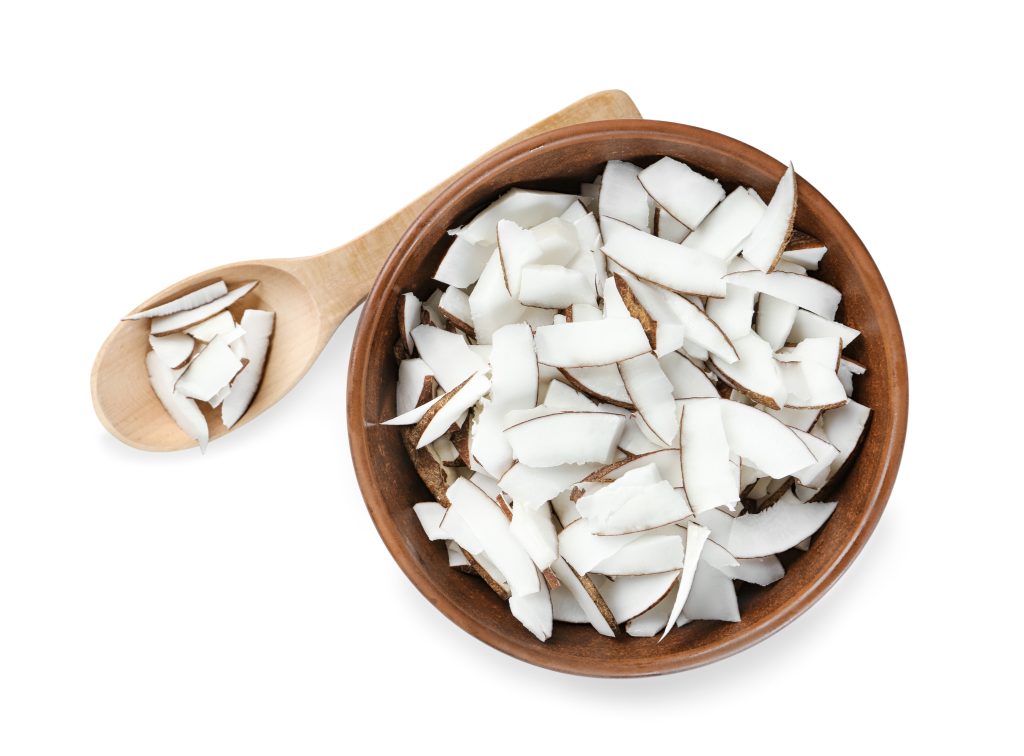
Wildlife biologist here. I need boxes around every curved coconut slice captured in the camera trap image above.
[719,554,785,586]
[145,350,209,452]
[469,399,514,478]
[599,160,652,231]
[503,405,561,427]
[411,324,487,392]
[220,310,274,428]
[570,211,606,291]
[548,557,617,637]
[396,358,434,415]
[509,501,558,570]
[565,250,600,300]
[654,206,690,243]
[790,428,840,486]
[700,538,739,571]
[683,560,740,622]
[778,341,847,410]
[438,286,474,336]
[778,335,842,370]
[661,522,711,638]
[434,236,494,288]
[741,163,796,272]
[692,507,735,545]
[789,308,860,347]
[723,270,840,320]
[659,352,718,399]
[398,293,422,353]
[457,188,577,245]
[496,219,545,298]
[777,378,839,415]
[504,411,626,467]
[705,282,757,340]
[680,399,739,513]
[727,491,837,557]
[560,365,634,407]
[637,157,724,229]
[781,230,827,270]
[185,310,236,342]
[764,404,820,432]
[560,199,587,223]
[591,532,685,576]
[468,251,527,343]
[551,583,589,624]
[619,353,677,446]
[413,372,491,448]
[518,265,594,309]
[583,447,684,487]
[557,518,644,575]
[150,281,257,335]
[625,587,677,637]
[683,186,766,261]
[602,274,632,319]
[633,405,684,452]
[599,570,682,624]
[755,293,798,351]
[717,399,816,478]
[149,332,195,369]
[534,318,649,368]
[838,357,867,397]
[439,504,484,555]
[618,417,666,455]
[601,218,728,298]
[509,572,553,641]
[654,287,738,363]
[711,332,787,409]
[412,501,449,541]
[531,218,580,265]
[446,477,539,597]
[683,340,709,362]
[577,465,691,535]
[174,331,245,402]
[543,380,597,411]
[125,280,228,320]
[821,399,871,477]
[489,323,537,411]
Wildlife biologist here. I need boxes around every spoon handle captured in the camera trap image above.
[278,90,642,330]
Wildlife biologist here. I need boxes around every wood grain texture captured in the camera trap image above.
[91,90,642,451]
[348,120,909,677]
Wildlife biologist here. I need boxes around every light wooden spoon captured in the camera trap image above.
[92,90,642,451]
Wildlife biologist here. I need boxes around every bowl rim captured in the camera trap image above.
[347,119,909,677]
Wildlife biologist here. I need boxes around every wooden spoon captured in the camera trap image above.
[92,90,642,451]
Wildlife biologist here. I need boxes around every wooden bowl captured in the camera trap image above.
[347,120,908,677]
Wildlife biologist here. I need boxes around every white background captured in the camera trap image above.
[1,2,1019,753]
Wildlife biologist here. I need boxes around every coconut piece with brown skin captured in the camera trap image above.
[124,280,228,320]
[149,281,258,335]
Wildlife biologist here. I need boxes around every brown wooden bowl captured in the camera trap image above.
[347,120,908,677]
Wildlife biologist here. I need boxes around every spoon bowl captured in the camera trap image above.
[92,261,322,451]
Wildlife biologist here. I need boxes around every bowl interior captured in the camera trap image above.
[347,120,907,676]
